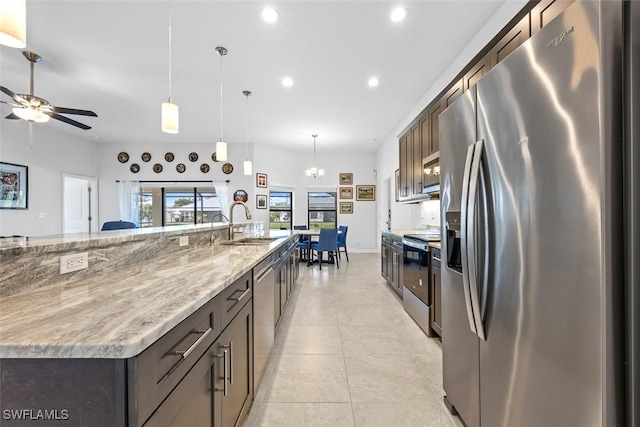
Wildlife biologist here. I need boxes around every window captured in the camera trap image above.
[308,191,337,229]
[138,186,220,227]
[269,191,292,230]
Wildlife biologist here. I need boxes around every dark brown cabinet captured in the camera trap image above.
[411,124,422,195]
[144,272,253,427]
[490,14,531,67]
[427,102,442,155]
[531,0,574,35]
[381,234,403,296]
[142,345,215,427]
[429,246,442,338]
[381,236,391,281]
[464,53,491,91]
[214,301,253,427]
[398,134,410,199]
[443,79,464,108]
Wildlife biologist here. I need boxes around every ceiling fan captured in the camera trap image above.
[0,51,97,130]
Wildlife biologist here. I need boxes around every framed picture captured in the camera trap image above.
[339,187,352,199]
[0,162,28,209]
[256,173,268,188]
[340,202,353,214]
[256,194,267,209]
[356,185,376,201]
[339,172,353,185]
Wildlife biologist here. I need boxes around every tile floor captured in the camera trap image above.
[244,253,465,427]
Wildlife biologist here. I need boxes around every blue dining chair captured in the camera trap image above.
[294,225,309,261]
[101,220,138,231]
[337,225,349,262]
[310,228,339,270]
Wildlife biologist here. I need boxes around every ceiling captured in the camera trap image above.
[0,0,507,154]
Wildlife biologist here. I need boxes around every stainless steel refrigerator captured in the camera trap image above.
[439,1,637,425]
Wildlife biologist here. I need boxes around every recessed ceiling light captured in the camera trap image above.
[391,7,407,23]
[368,77,380,87]
[282,76,294,87]
[262,8,279,23]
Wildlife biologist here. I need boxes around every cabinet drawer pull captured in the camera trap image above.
[227,288,250,302]
[221,341,234,384]
[433,256,441,262]
[169,328,212,360]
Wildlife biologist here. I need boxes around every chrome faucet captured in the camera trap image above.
[228,201,252,240]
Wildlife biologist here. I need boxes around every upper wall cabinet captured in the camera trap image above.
[463,53,491,92]
[490,14,531,67]
[531,0,574,35]
[443,79,464,108]
[396,0,575,203]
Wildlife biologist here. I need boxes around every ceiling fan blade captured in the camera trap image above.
[51,106,97,117]
[0,100,21,108]
[0,86,28,105]
[5,113,20,119]
[48,112,92,130]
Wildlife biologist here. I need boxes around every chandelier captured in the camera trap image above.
[305,134,324,178]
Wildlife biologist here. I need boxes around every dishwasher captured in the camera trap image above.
[253,255,275,394]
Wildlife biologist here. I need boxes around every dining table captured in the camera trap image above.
[293,229,342,267]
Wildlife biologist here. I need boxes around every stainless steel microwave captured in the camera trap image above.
[422,152,440,195]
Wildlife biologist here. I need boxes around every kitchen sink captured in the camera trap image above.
[220,237,278,245]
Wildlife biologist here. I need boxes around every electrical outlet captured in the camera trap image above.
[59,252,88,274]
[179,236,189,247]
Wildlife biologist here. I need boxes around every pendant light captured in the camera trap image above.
[215,46,228,162]
[161,0,179,134]
[243,90,252,175]
[0,0,26,48]
[305,134,324,178]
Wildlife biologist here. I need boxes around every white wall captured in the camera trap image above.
[254,144,378,251]
[96,141,257,224]
[97,141,378,250]
[374,0,528,236]
[0,122,99,236]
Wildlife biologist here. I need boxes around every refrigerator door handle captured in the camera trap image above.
[467,139,486,340]
[460,142,478,335]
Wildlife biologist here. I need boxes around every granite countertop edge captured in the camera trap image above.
[0,233,294,360]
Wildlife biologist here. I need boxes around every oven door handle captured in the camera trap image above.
[460,142,478,336]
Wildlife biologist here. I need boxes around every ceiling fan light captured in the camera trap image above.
[216,141,228,162]
[0,0,26,49]
[161,102,179,134]
[244,160,252,176]
[13,107,49,123]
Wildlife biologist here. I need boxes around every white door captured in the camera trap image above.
[63,175,98,233]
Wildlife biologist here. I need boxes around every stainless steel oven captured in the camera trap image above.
[402,234,438,336]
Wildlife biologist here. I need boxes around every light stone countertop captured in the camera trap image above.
[0,232,292,359]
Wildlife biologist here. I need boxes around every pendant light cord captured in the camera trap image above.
[245,91,250,159]
[313,135,317,168]
[168,0,172,101]
[219,51,224,141]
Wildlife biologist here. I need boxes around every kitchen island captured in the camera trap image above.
[0,224,299,427]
